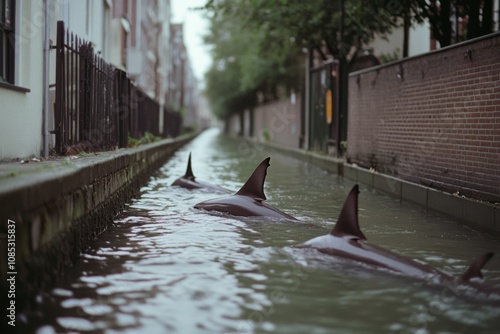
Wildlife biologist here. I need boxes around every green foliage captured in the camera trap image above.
[201,0,497,119]
[201,0,407,119]
[383,0,497,48]
[379,48,401,63]
[262,128,271,143]
[203,2,304,119]
[77,151,95,157]
[128,131,161,147]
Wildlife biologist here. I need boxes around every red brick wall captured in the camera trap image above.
[347,33,500,202]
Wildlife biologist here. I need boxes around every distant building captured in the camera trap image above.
[367,21,431,62]
[167,23,199,131]
[361,1,500,66]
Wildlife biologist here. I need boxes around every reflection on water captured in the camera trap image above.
[20,129,500,333]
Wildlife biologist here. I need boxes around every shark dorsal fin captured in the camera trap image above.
[331,185,367,240]
[461,252,494,281]
[236,157,270,201]
[184,152,195,180]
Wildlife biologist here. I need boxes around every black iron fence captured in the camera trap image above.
[164,106,182,138]
[131,88,160,138]
[308,60,340,154]
[53,20,182,155]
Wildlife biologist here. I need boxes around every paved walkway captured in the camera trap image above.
[0,151,119,198]
[0,133,195,221]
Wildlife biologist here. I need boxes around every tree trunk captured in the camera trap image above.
[439,0,452,47]
[481,0,493,36]
[467,0,481,39]
[403,11,410,57]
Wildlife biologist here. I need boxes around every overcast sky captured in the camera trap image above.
[171,0,211,86]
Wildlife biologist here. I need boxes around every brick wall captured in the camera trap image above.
[348,33,500,202]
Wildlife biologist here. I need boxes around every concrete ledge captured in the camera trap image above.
[244,137,500,235]
[0,133,196,309]
[427,188,464,220]
[462,199,496,232]
[342,164,358,181]
[496,210,500,232]
[374,173,402,198]
[357,167,374,188]
[401,181,428,207]
[352,168,499,235]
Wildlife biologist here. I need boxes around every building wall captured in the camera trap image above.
[227,94,302,149]
[347,33,500,202]
[369,27,404,59]
[65,1,106,54]
[167,22,200,130]
[253,96,302,149]
[168,23,186,112]
[0,1,44,160]
[409,21,431,57]
[0,0,176,160]
[367,21,430,60]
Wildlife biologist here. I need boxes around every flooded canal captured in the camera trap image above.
[21,129,500,333]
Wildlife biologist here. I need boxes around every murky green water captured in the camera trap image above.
[20,129,500,333]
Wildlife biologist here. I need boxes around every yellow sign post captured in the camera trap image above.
[326,89,332,124]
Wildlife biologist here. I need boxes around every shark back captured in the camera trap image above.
[331,185,366,240]
[235,157,270,201]
[184,152,195,181]
[194,157,296,220]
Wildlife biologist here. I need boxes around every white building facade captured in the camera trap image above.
[0,0,185,161]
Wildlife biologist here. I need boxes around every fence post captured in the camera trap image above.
[116,69,130,148]
[54,21,65,154]
[79,43,92,145]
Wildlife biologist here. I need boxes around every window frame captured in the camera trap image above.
[0,0,16,84]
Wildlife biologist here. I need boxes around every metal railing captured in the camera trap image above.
[53,20,182,155]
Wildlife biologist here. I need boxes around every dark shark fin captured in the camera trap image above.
[331,185,367,240]
[236,157,270,201]
[184,152,195,181]
[461,252,494,281]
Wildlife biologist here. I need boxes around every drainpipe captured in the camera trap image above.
[42,0,51,158]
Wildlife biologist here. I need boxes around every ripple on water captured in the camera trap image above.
[22,129,500,334]
[56,317,96,331]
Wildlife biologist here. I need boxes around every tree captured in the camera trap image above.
[205,0,406,59]
[413,0,497,47]
[202,3,303,119]
[202,0,405,118]
[201,1,499,119]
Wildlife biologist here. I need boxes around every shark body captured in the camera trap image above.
[172,153,230,193]
[194,157,296,220]
[298,185,498,294]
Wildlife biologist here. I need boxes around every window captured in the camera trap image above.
[0,0,15,84]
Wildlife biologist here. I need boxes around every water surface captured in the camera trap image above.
[21,129,500,334]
